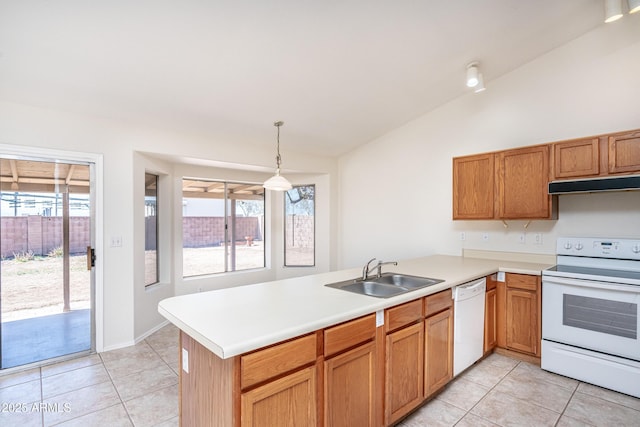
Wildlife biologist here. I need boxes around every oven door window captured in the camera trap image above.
[563,294,637,339]
[542,278,640,362]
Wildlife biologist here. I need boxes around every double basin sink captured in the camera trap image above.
[326,273,444,298]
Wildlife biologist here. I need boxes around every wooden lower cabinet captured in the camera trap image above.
[325,341,377,427]
[241,366,317,427]
[385,321,424,425]
[484,287,497,354]
[495,273,541,358]
[424,307,453,396]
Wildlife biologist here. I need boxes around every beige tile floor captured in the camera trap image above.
[1,324,639,426]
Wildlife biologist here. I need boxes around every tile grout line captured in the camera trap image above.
[99,352,136,427]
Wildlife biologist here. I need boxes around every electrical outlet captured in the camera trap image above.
[518,233,526,244]
[534,233,543,245]
[482,233,489,242]
[460,232,466,241]
[110,236,122,247]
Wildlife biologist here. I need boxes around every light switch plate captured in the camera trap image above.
[182,348,189,373]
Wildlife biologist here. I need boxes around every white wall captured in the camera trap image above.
[0,101,338,351]
[338,17,640,269]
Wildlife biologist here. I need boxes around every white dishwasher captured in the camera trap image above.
[453,277,486,376]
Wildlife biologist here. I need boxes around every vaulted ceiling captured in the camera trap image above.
[0,1,607,157]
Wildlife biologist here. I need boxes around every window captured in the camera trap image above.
[284,185,315,267]
[144,173,159,286]
[182,179,265,277]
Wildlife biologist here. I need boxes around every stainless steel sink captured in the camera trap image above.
[325,273,444,298]
[372,273,443,289]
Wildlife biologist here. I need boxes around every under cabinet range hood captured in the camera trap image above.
[548,174,640,195]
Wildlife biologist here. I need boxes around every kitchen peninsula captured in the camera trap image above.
[159,254,552,426]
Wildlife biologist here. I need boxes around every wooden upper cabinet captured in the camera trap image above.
[497,145,555,219]
[608,130,640,174]
[452,153,495,219]
[552,138,600,179]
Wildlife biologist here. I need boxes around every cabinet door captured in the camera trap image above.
[553,138,600,178]
[424,308,453,397]
[325,341,376,427]
[484,288,497,354]
[241,366,317,427]
[505,288,538,356]
[385,322,424,425]
[608,130,640,174]
[453,153,495,219]
[497,145,554,219]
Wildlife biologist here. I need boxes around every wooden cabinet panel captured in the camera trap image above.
[241,334,317,389]
[484,287,497,354]
[424,308,453,397]
[505,288,538,356]
[452,153,495,219]
[385,322,424,425]
[553,138,600,178]
[497,145,554,219]
[241,366,317,427]
[496,281,506,349]
[608,130,640,174]
[324,314,376,358]
[505,273,538,291]
[180,331,237,426]
[325,341,376,427]
[424,288,453,318]
[385,299,423,333]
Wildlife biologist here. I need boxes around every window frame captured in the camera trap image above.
[181,177,265,277]
[284,184,316,267]
[144,172,159,287]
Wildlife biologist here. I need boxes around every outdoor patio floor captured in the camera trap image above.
[1,309,91,369]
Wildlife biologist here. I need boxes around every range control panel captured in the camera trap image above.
[557,237,640,260]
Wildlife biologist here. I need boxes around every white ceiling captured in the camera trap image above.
[0,1,606,157]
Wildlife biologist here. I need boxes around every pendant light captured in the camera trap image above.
[263,121,292,191]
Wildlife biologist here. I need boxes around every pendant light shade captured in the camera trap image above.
[263,121,292,191]
[629,0,640,13]
[605,0,623,22]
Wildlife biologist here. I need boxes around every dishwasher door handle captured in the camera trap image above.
[459,280,485,291]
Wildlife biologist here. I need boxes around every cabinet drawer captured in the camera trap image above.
[424,289,453,318]
[385,299,423,333]
[506,273,539,291]
[324,314,376,358]
[241,333,317,389]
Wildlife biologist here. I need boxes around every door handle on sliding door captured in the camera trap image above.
[87,246,96,270]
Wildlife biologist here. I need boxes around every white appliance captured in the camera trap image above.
[542,237,640,398]
[453,277,486,376]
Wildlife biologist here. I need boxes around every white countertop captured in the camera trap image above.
[158,255,552,359]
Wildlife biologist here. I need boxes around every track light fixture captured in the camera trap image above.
[605,0,624,22]
[466,62,479,88]
[263,121,292,191]
[474,73,486,93]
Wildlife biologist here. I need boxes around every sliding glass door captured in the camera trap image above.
[0,157,95,369]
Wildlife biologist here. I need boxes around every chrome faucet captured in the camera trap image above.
[362,258,398,280]
[362,258,377,280]
[375,260,397,278]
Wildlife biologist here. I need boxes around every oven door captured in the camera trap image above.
[542,275,640,361]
